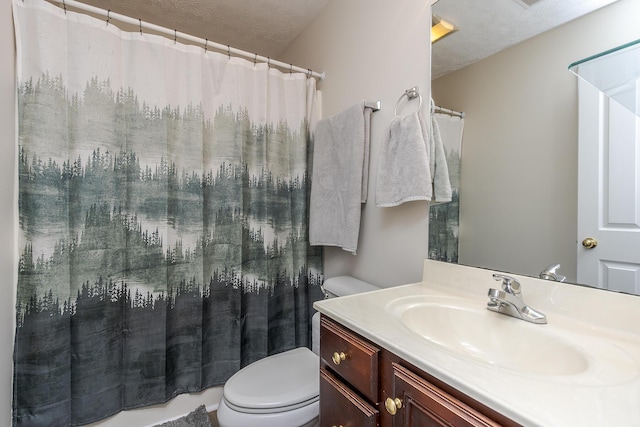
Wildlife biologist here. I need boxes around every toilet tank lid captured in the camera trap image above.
[322,275,379,298]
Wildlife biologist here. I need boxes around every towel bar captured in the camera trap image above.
[394,86,422,116]
[365,100,381,112]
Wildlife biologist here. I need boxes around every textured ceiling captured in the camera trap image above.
[72,0,618,78]
[432,0,619,79]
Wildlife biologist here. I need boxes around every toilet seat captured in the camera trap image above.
[222,347,320,414]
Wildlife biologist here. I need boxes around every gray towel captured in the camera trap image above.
[426,114,452,202]
[309,102,371,254]
[376,112,432,207]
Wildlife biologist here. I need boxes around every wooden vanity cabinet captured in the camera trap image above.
[382,359,503,427]
[320,315,521,427]
[319,315,381,426]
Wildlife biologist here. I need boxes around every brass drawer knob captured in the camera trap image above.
[385,397,403,415]
[332,351,346,365]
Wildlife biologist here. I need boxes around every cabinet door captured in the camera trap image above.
[320,368,379,427]
[388,363,501,427]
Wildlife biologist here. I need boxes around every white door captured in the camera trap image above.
[577,79,640,294]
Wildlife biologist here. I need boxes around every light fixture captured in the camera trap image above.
[431,15,458,43]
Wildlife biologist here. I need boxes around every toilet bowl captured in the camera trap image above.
[216,276,379,427]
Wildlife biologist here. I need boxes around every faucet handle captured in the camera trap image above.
[492,274,521,296]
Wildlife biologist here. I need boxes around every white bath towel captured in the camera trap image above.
[376,112,432,207]
[309,102,372,254]
[424,114,452,203]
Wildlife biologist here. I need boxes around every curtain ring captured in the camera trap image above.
[174,29,177,44]
[267,57,271,69]
[289,64,293,75]
[106,10,111,26]
[204,39,208,52]
[307,69,312,79]
[139,19,142,35]
[227,45,231,59]
[254,53,257,65]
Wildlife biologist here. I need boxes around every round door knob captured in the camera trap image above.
[332,351,346,365]
[582,237,598,249]
[385,397,403,415]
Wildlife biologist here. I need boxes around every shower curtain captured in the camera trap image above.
[12,1,323,426]
[428,112,464,263]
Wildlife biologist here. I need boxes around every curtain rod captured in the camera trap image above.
[46,0,326,80]
[434,105,464,118]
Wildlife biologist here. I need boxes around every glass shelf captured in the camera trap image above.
[569,38,640,117]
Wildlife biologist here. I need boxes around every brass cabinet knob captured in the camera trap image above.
[582,237,598,249]
[385,397,403,415]
[332,351,346,365]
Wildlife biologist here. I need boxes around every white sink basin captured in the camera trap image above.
[387,296,589,376]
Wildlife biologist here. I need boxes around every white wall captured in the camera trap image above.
[3,0,434,424]
[431,0,640,282]
[280,0,435,288]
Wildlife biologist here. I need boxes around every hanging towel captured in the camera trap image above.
[433,112,464,193]
[424,114,452,203]
[376,112,432,207]
[309,102,372,254]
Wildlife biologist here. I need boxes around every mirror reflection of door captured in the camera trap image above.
[577,79,640,294]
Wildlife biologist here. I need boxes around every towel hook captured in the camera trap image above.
[394,86,422,116]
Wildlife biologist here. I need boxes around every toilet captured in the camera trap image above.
[216,276,379,427]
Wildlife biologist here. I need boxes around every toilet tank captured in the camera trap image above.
[312,276,380,355]
[321,275,380,298]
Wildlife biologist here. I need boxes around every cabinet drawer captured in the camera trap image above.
[320,368,378,427]
[320,315,380,402]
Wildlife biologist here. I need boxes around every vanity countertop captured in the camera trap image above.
[314,260,640,427]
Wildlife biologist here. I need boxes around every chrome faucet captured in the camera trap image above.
[487,274,547,324]
[539,263,566,282]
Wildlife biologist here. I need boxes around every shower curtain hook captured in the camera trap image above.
[174,29,177,44]
[62,0,67,14]
[139,19,142,35]
[106,10,111,26]
[227,45,231,59]
[307,69,312,79]
[267,57,271,69]
[254,53,257,66]
[289,64,293,75]
[204,39,208,52]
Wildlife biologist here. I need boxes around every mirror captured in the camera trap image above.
[430,0,640,292]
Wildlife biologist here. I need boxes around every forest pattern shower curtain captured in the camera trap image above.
[12,1,323,426]
[428,113,463,263]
